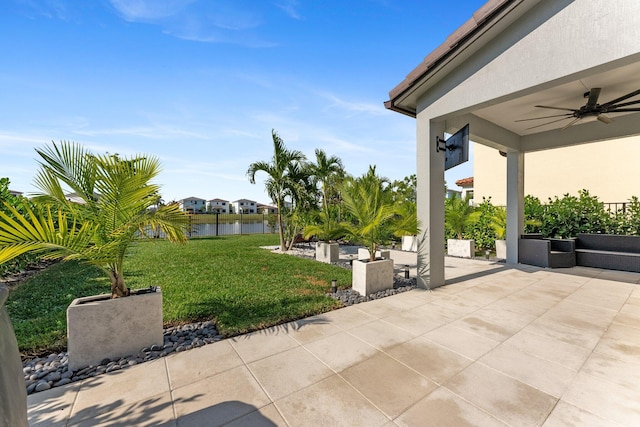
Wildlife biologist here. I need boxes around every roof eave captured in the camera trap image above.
[384,0,522,116]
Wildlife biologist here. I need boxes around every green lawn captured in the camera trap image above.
[7,234,353,355]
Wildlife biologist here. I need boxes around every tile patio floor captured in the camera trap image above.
[27,252,640,426]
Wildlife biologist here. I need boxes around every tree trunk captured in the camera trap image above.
[110,271,130,298]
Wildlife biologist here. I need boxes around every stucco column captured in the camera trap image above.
[506,151,524,264]
[416,117,445,288]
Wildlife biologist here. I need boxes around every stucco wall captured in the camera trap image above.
[475,135,640,205]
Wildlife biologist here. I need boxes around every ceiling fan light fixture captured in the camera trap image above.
[597,114,614,124]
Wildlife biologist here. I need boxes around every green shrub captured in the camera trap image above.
[468,198,497,250]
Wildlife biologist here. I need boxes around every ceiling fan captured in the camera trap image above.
[516,87,640,130]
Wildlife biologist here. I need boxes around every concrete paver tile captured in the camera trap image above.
[593,323,640,363]
[348,319,416,350]
[340,352,437,418]
[542,400,621,427]
[451,306,536,342]
[68,392,176,427]
[275,375,389,427]
[27,381,81,427]
[479,343,577,398]
[172,365,270,427]
[504,330,592,371]
[386,335,473,384]
[247,346,333,401]
[351,298,401,319]
[320,305,377,330]
[165,340,244,389]
[525,316,604,350]
[381,307,447,336]
[223,403,287,427]
[444,363,557,427]
[70,358,170,423]
[581,352,640,390]
[229,327,299,363]
[562,370,640,426]
[287,314,342,344]
[303,330,380,373]
[424,324,500,360]
[395,387,508,427]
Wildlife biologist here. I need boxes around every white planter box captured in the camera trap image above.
[401,235,418,252]
[316,242,339,263]
[67,288,163,371]
[495,239,507,260]
[357,248,390,261]
[352,258,394,296]
[447,239,475,258]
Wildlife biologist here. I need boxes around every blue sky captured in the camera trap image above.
[1,0,484,204]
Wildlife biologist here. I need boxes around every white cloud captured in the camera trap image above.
[108,0,196,22]
[275,0,302,20]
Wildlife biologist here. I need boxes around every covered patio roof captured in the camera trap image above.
[384,0,640,288]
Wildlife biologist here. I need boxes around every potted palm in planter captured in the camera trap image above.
[302,208,344,263]
[394,201,419,252]
[0,141,189,371]
[340,167,397,296]
[445,194,476,258]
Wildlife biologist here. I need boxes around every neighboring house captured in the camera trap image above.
[231,199,257,214]
[455,177,474,204]
[179,197,206,213]
[257,203,278,214]
[65,192,101,204]
[207,198,229,214]
[473,137,640,206]
[445,188,461,200]
[9,190,23,197]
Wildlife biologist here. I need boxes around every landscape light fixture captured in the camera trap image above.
[404,265,410,279]
[331,279,337,293]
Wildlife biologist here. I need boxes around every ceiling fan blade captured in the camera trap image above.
[607,108,640,112]
[597,114,614,124]
[525,116,574,130]
[586,88,601,108]
[561,117,581,130]
[535,105,579,112]
[515,113,573,122]
[600,88,640,108]
[607,99,640,109]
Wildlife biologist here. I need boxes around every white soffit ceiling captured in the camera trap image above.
[473,61,640,136]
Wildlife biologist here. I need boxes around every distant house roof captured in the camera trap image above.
[208,198,228,202]
[455,177,474,188]
[179,196,206,202]
[9,189,23,197]
[232,199,256,203]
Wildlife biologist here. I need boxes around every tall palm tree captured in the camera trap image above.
[0,141,189,298]
[309,149,344,211]
[247,130,306,251]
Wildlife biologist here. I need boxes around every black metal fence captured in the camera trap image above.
[604,202,628,215]
[186,213,278,238]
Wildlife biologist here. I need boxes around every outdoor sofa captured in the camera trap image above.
[575,233,640,272]
[518,234,576,268]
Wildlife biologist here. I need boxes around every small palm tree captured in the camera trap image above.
[247,130,306,251]
[392,201,419,239]
[490,207,507,240]
[445,193,476,239]
[341,167,396,261]
[0,141,189,298]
